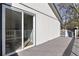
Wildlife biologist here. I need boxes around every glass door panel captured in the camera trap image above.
[24,13,33,47]
[5,8,22,54]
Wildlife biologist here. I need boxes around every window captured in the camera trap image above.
[5,8,22,54]
[24,13,33,47]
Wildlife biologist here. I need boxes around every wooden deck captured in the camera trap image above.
[11,37,73,56]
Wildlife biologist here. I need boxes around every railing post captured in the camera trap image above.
[65,30,68,37]
[14,30,16,40]
[75,30,77,38]
[72,30,74,38]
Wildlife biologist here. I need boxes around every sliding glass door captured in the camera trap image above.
[5,8,22,54]
[2,5,35,55]
[24,13,33,47]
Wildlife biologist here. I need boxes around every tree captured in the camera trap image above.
[61,4,79,29]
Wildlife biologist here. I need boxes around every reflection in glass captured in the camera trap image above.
[24,13,33,47]
[5,8,22,54]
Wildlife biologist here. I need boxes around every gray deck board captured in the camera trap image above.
[13,37,72,56]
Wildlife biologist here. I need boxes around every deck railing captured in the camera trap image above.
[61,29,73,37]
[75,29,79,38]
[6,30,33,40]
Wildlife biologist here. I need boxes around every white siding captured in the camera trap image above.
[21,3,57,19]
[12,3,60,45]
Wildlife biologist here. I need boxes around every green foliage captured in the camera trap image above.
[62,4,79,29]
[63,19,79,29]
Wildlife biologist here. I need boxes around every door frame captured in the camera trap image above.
[2,4,36,56]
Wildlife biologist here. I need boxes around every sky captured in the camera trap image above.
[55,3,72,23]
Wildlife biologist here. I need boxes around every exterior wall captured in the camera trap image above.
[21,3,57,19]
[0,4,2,56]
[11,3,60,45]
